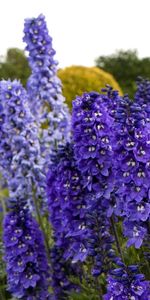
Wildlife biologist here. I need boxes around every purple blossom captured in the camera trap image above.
[47,144,86,251]
[124,221,147,248]
[0,80,46,205]
[113,95,150,247]
[85,206,115,277]
[50,245,79,300]
[23,14,70,163]
[135,77,150,124]
[0,80,50,298]
[47,143,85,297]
[104,264,150,299]
[3,204,50,299]
[125,201,150,222]
[101,85,121,118]
[72,91,116,276]
[72,91,114,198]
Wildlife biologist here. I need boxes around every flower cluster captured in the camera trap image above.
[113,95,150,247]
[101,84,121,118]
[50,244,80,300]
[72,91,116,275]
[0,80,46,204]
[72,91,114,198]
[47,144,86,258]
[134,77,150,128]
[3,204,50,300]
[23,14,70,163]
[0,80,50,299]
[104,264,150,299]
[47,143,85,298]
[135,77,150,106]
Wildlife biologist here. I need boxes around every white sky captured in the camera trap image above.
[0,0,150,67]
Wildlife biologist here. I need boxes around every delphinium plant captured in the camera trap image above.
[1,12,150,300]
[0,13,71,300]
[47,143,86,299]
[103,89,150,299]
[0,80,50,299]
[72,92,116,276]
[23,14,70,165]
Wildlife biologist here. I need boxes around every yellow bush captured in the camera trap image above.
[58,65,122,109]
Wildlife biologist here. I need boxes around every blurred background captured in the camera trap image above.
[0,0,150,104]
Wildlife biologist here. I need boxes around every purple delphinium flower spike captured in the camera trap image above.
[0,80,50,298]
[3,203,50,299]
[47,143,85,298]
[72,91,116,276]
[47,143,86,260]
[135,77,150,109]
[104,264,150,299]
[0,80,46,204]
[72,91,114,197]
[50,244,80,300]
[101,84,121,118]
[23,14,70,163]
[113,95,150,248]
[134,77,150,138]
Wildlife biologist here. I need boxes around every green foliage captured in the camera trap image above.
[95,50,150,98]
[58,66,122,109]
[0,48,31,86]
[69,292,99,300]
[68,272,105,300]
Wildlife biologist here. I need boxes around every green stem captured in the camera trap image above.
[143,253,150,276]
[95,277,102,300]
[93,216,106,299]
[110,216,125,264]
[32,186,51,263]
[0,290,5,300]
[0,197,7,216]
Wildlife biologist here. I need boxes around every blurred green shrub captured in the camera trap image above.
[0,48,31,86]
[95,50,150,98]
[58,65,122,109]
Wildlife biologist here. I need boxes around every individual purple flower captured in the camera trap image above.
[123,220,147,249]
[23,14,70,163]
[104,264,150,299]
[3,203,50,299]
[117,183,147,203]
[125,201,150,222]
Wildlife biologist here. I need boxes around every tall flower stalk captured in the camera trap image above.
[0,80,50,299]
[72,91,116,276]
[23,14,70,165]
[113,95,150,248]
[47,143,84,299]
[3,204,50,300]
